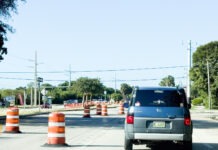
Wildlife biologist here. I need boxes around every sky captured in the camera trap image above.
[0,0,218,90]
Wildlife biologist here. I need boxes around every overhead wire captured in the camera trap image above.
[0,65,187,74]
[0,65,187,83]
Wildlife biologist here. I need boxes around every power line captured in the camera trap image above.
[103,76,186,82]
[0,65,187,74]
[0,76,186,83]
[0,77,33,80]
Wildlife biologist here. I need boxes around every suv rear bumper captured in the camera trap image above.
[134,133,189,141]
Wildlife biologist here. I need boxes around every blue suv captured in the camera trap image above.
[124,86,193,150]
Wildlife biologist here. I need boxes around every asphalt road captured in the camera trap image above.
[0,107,218,150]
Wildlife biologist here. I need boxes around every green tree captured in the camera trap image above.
[104,87,115,95]
[47,88,62,104]
[190,41,218,108]
[159,75,175,87]
[58,81,70,91]
[103,87,115,100]
[120,83,132,100]
[41,83,54,89]
[0,89,14,97]
[0,0,25,61]
[111,93,122,102]
[73,77,104,104]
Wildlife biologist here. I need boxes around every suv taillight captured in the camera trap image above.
[126,115,134,124]
[184,117,191,126]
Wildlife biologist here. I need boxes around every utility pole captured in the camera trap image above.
[34,51,38,106]
[37,77,43,109]
[207,60,212,110]
[187,40,192,105]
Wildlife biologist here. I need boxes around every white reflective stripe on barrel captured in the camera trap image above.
[48,122,65,127]
[6,115,19,119]
[6,123,19,127]
[48,133,65,138]
[7,110,18,112]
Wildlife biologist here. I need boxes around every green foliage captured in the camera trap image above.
[120,83,132,100]
[58,81,70,91]
[0,21,8,61]
[0,0,25,62]
[159,75,175,87]
[192,97,204,106]
[47,88,62,104]
[104,87,115,95]
[120,83,132,95]
[73,77,104,97]
[41,83,53,88]
[190,41,218,108]
[0,89,15,97]
[3,80,132,104]
[111,93,122,101]
[0,0,25,18]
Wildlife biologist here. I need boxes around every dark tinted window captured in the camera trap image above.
[133,89,187,107]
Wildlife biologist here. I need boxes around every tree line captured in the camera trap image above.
[0,77,133,105]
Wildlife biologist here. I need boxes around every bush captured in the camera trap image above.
[192,97,204,106]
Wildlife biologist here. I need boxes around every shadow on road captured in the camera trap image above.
[193,142,218,150]
[68,144,123,148]
[144,142,218,150]
[193,119,218,129]
[0,113,126,129]
[66,116,125,128]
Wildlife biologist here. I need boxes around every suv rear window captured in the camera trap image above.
[132,89,187,107]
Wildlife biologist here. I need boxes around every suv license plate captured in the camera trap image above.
[153,121,165,128]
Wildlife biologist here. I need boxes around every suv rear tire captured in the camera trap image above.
[124,136,133,150]
[182,141,192,150]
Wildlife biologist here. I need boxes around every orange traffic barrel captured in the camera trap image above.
[45,112,68,147]
[101,104,108,116]
[96,103,101,115]
[118,102,125,115]
[4,107,21,133]
[83,104,91,118]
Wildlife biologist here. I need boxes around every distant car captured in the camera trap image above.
[124,86,193,150]
[0,101,5,107]
[66,99,78,104]
[41,103,52,109]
